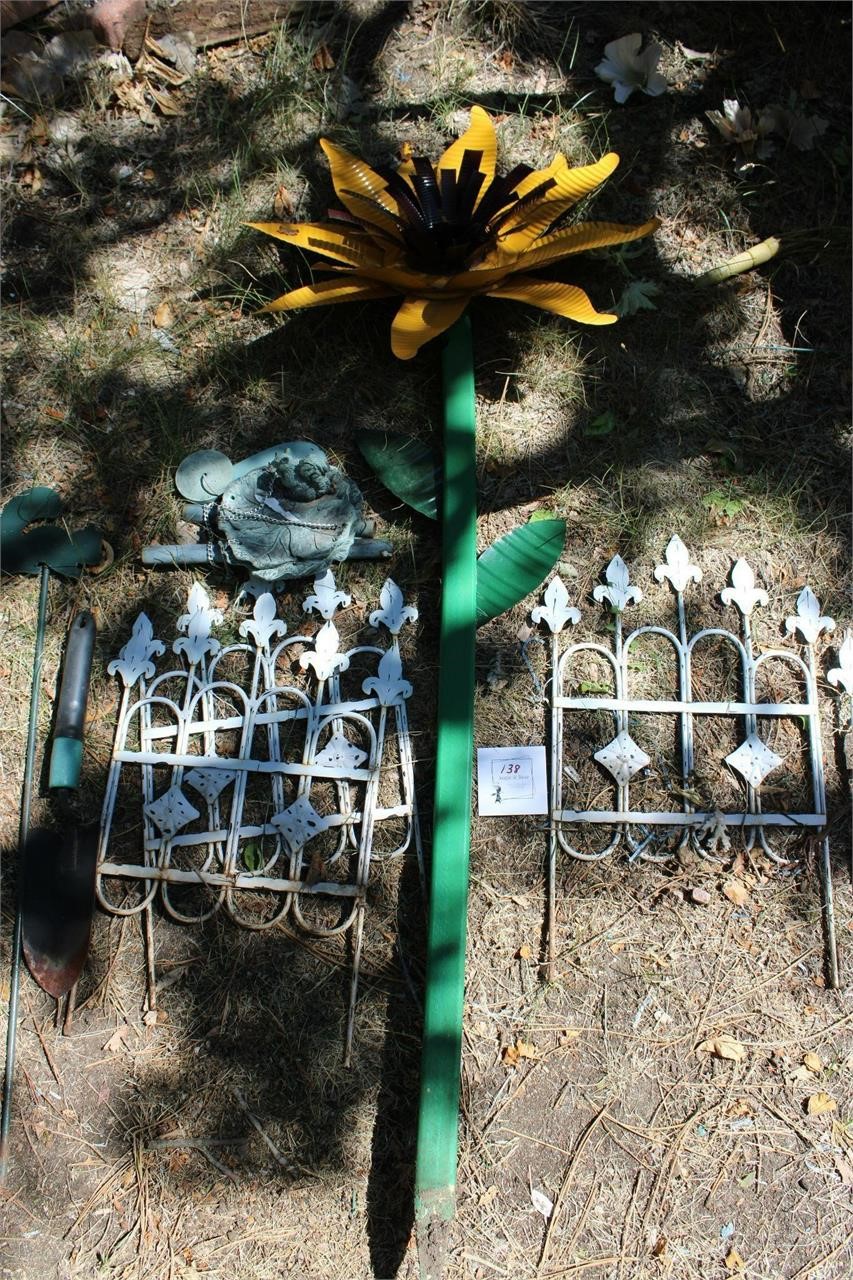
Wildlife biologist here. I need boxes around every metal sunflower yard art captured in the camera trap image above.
[251,107,659,1278]
[250,106,659,358]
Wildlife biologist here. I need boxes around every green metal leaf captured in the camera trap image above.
[242,841,263,873]
[476,519,566,626]
[0,488,102,578]
[584,409,617,437]
[357,430,440,520]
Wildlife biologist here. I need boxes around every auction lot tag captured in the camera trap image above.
[476,746,548,816]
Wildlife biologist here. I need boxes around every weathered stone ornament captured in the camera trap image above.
[142,442,392,595]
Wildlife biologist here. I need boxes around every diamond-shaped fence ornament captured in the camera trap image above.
[314,734,368,770]
[144,787,200,838]
[725,734,783,788]
[594,731,651,786]
[184,766,238,804]
[270,795,331,854]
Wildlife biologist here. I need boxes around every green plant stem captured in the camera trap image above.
[414,316,477,1278]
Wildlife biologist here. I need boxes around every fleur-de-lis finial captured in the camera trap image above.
[173,582,222,663]
[239,592,288,649]
[531,577,582,633]
[369,579,418,635]
[362,648,413,705]
[593,555,642,614]
[299,620,350,680]
[827,630,853,696]
[108,613,165,688]
[303,570,352,621]
[720,559,768,617]
[654,535,702,594]
[784,586,835,646]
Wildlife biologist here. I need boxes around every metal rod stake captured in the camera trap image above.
[1,564,50,1181]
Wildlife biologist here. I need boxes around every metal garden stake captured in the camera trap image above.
[0,488,102,1182]
[21,609,99,1001]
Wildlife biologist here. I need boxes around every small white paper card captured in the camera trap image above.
[476,745,548,816]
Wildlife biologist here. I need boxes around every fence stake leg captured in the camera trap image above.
[819,836,840,989]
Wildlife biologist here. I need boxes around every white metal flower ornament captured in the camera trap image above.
[595,33,668,104]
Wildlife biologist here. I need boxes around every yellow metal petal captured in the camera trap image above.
[397,140,416,180]
[508,152,568,202]
[247,221,389,267]
[486,277,617,325]
[319,139,404,238]
[496,153,621,254]
[260,276,395,314]
[390,294,470,360]
[516,217,661,271]
[357,264,460,293]
[435,105,497,209]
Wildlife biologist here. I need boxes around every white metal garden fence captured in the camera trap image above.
[96,572,420,1061]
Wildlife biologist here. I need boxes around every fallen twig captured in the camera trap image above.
[537,1107,607,1274]
[231,1086,297,1172]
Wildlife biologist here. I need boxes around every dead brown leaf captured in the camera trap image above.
[272,185,294,219]
[806,1092,836,1116]
[312,43,335,70]
[725,1248,746,1273]
[726,1098,753,1118]
[502,1039,538,1068]
[699,1034,748,1063]
[153,300,175,329]
[28,114,49,145]
[104,1025,132,1053]
[803,1051,823,1074]
[723,879,750,907]
[20,166,43,193]
[148,85,184,117]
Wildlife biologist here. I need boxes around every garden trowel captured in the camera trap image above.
[21,609,99,999]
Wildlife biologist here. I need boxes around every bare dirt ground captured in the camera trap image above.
[1,3,851,1278]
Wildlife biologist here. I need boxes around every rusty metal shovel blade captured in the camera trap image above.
[21,824,99,999]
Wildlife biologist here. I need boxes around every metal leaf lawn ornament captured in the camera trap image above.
[249,106,660,1274]
[357,430,441,520]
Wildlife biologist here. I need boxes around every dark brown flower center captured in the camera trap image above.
[347,149,556,273]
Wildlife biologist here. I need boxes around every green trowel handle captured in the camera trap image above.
[48,610,96,791]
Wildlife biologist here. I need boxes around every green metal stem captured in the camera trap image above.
[0,563,50,1182]
[414,316,477,1278]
